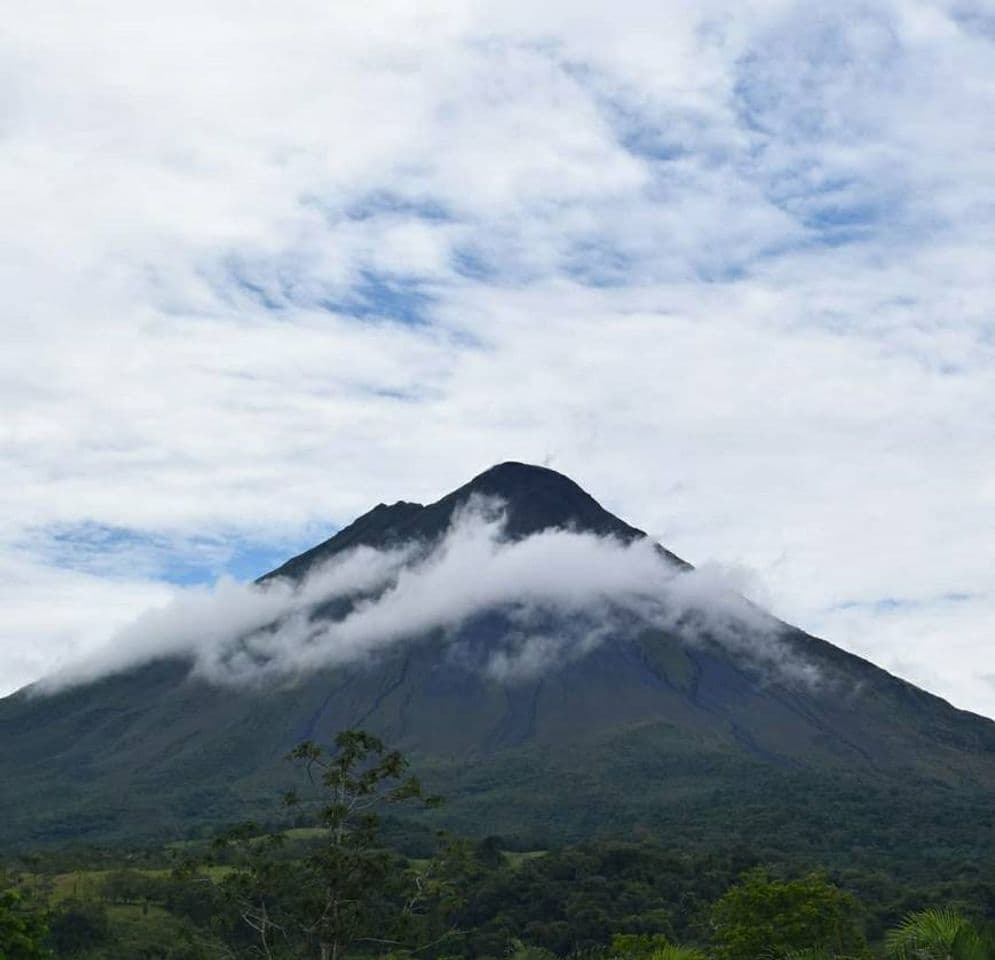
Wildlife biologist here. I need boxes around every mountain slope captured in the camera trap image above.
[0,462,993,859]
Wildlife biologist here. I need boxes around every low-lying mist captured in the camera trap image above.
[40,498,815,692]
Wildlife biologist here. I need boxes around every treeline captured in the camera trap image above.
[5,848,994,960]
[3,731,993,960]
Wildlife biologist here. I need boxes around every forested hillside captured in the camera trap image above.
[3,730,993,959]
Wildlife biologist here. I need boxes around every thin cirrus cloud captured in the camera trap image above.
[1,1,994,718]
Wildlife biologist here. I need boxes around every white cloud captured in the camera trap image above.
[42,499,790,691]
[0,553,175,695]
[1,1,994,716]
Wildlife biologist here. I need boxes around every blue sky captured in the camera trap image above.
[2,0,994,715]
[24,521,307,586]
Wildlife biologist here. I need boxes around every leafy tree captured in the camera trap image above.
[100,868,160,905]
[474,836,506,869]
[710,869,868,960]
[0,879,49,960]
[210,729,446,960]
[46,899,110,956]
[885,908,993,960]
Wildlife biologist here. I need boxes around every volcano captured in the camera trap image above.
[1,462,993,860]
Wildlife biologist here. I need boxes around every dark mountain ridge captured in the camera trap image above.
[0,462,993,857]
[260,461,687,583]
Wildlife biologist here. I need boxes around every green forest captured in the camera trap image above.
[3,731,993,960]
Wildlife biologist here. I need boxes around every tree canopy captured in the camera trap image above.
[710,869,869,960]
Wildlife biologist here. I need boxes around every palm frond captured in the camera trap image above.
[885,908,972,960]
[647,944,709,960]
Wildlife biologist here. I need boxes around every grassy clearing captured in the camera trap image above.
[281,827,326,841]
[24,864,233,905]
[105,902,173,922]
[505,850,546,868]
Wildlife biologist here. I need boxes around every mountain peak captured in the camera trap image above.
[261,462,688,583]
[448,461,644,542]
[462,461,591,498]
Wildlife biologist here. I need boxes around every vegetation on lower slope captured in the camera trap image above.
[5,844,994,960]
[3,730,993,960]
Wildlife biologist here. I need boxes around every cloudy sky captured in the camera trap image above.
[2,0,994,716]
